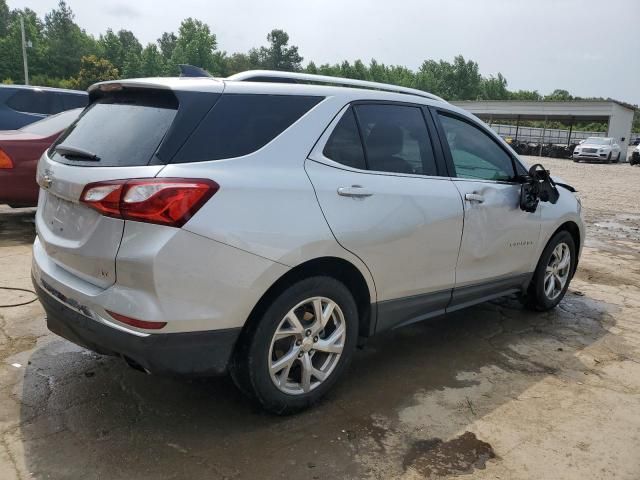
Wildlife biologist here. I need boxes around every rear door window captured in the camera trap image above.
[322,107,366,170]
[173,94,323,163]
[354,104,438,176]
[50,91,178,167]
[19,108,82,136]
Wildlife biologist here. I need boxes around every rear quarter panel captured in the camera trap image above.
[158,95,378,302]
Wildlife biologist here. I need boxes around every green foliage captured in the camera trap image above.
[0,0,636,124]
[158,32,177,61]
[509,89,543,101]
[481,73,508,100]
[42,1,97,79]
[70,55,118,90]
[169,18,218,74]
[544,89,573,101]
[0,8,45,82]
[0,0,9,37]
[98,29,141,74]
[252,29,303,71]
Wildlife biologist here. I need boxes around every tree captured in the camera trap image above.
[509,89,542,101]
[158,32,177,60]
[0,0,10,37]
[98,28,142,75]
[169,18,218,73]
[138,44,165,77]
[255,29,303,71]
[481,73,509,100]
[0,8,45,82]
[42,1,96,79]
[71,55,118,90]
[545,89,573,101]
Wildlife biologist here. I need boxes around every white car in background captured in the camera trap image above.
[630,144,640,166]
[573,137,621,163]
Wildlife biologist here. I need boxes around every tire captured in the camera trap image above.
[614,152,620,163]
[606,152,612,163]
[522,230,576,312]
[230,276,358,414]
[573,158,580,163]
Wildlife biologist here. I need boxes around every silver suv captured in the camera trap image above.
[32,70,584,413]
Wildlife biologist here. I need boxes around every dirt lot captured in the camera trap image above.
[1,158,639,480]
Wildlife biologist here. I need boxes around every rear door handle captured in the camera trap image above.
[465,193,484,203]
[337,185,373,198]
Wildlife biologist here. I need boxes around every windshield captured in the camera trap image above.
[19,109,82,136]
[584,137,610,145]
[50,91,178,167]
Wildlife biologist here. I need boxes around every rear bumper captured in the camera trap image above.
[34,277,241,376]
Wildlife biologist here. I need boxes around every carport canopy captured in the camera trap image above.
[451,100,636,153]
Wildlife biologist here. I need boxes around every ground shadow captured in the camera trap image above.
[17,290,614,479]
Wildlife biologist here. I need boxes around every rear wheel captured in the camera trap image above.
[522,231,576,311]
[231,276,358,414]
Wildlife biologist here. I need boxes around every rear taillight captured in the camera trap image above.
[0,148,13,169]
[80,178,219,227]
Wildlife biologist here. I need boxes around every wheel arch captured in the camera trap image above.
[235,256,376,358]
[547,220,582,275]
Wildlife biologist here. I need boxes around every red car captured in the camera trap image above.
[0,108,81,207]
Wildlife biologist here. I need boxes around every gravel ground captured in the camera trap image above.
[1,158,639,479]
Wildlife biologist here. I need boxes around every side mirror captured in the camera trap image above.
[520,182,539,213]
[519,164,560,212]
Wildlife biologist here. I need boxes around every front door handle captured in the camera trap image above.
[465,193,484,203]
[337,185,373,198]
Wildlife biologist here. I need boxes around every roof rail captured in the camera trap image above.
[227,70,447,103]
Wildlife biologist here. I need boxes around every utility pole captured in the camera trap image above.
[20,16,29,85]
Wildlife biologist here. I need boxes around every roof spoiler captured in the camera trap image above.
[178,64,212,78]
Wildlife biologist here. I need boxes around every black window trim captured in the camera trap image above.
[315,99,450,179]
[428,106,527,183]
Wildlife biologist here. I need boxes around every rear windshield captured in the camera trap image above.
[7,89,87,115]
[172,94,323,163]
[50,90,178,167]
[20,108,82,136]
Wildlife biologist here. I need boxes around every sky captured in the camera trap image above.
[9,0,640,104]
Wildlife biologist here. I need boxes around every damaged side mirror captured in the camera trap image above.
[519,164,560,213]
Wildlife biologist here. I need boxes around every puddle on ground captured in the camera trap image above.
[403,431,496,477]
[0,209,36,247]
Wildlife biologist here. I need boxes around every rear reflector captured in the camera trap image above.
[80,178,219,227]
[107,310,167,330]
[0,148,13,169]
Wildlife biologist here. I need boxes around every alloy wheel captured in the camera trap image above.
[544,242,571,300]
[268,297,346,395]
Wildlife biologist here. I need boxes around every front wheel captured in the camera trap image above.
[606,152,612,163]
[231,276,358,414]
[614,152,620,163]
[522,231,576,311]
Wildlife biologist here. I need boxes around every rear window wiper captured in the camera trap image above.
[54,144,101,161]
